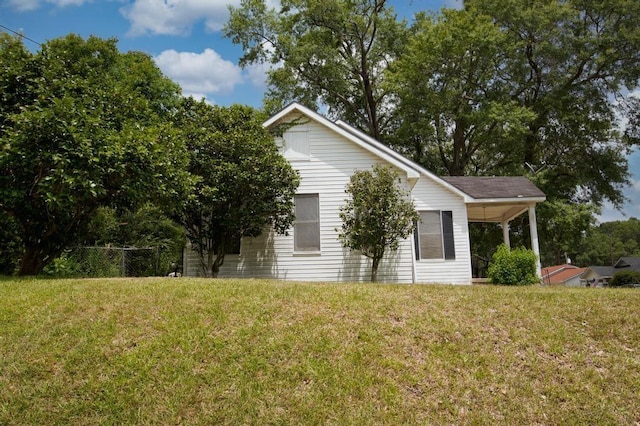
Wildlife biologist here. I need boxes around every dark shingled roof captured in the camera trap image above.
[614,257,640,271]
[440,176,545,199]
[587,266,616,278]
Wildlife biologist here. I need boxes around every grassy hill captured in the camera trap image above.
[1,278,639,424]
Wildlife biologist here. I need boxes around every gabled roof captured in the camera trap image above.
[264,102,546,210]
[614,257,640,271]
[264,102,466,197]
[542,264,579,278]
[544,267,586,284]
[583,266,616,278]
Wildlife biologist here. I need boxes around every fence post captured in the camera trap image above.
[121,247,126,277]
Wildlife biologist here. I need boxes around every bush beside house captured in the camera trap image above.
[610,270,640,287]
[488,244,539,285]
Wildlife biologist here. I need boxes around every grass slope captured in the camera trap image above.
[1,278,639,424]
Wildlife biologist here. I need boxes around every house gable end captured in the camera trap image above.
[265,103,421,182]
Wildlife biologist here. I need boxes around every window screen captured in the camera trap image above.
[418,211,443,259]
[283,130,310,159]
[294,194,320,251]
[414,210,455,260]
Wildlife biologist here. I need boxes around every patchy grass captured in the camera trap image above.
[1,278,639,424]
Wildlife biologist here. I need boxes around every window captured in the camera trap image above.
[294,194,320,252]
[414,210,455,260]
[225,236,241,255]
[282,130,310,160]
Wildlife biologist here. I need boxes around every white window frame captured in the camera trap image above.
[294,193,320,253]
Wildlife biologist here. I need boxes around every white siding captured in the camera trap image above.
[411,178,472,285]
[185,115,414,282]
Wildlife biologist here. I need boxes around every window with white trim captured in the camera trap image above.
[294,194,320,252]
[414,210,455,260]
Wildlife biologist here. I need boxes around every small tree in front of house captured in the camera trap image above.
[338,165,419,282]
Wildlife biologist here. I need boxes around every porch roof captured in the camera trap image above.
[440,176,546,223]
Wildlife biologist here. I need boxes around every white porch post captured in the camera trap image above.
[501,221,510,249]
[528,205,542,278]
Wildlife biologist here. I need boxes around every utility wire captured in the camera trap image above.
[0,23,41,46]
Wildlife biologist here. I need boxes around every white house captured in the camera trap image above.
[183,103,546,284]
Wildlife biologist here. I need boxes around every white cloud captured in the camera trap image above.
[5,0,92,10]
[154,48,243,102]
[244,62,270,89]
[5,0,45,11]
[120,0,238,36]
[120,0,281,36]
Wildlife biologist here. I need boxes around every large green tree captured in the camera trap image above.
[387,1,639,265]
[577,218,640,266]
[388,9,536,176]
[0,34,190,275]
[466,0,640,207]
[338,165,419,282]
[224,0,408,140]
[173,99,299,278]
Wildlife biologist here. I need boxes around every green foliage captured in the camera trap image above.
[173,99,299,277]
[577,218,640,266]
[535,200,597,266]
[0,34,191,275]
[42,252,82,277]
[224,0,409,139]
[487,244,539,285]
[610,270,640,287]
[76,203,186,275]
[338,164,419,282]
[388,9,535,176]
[466,0,640,208]
[0,212,22,275]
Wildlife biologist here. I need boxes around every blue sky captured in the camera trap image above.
[1,0,638,222]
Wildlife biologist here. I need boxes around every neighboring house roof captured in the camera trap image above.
[544,267,586,284]
[542,264,586,284]
[614,257,640,271]
[582,257,640,282]
[441,176,546,200]
[583,266,616,279]
[542,264,574,277]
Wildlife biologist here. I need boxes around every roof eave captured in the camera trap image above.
[467,196,547,204]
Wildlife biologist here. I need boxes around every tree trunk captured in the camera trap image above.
[18,247,47,276]
[371,256,380,283]
[211,251,225,279]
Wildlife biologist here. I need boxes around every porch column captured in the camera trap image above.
[528,205,542,278]
[501,221,510,249]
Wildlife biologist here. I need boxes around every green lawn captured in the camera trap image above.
[1,278,639,424]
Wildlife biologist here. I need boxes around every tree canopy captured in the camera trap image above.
[224,0,408,140]
[172,99,299,277]
[577,218,640,266]
[0,34,191,275]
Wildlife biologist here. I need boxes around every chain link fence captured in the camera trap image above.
[46,246,181,277]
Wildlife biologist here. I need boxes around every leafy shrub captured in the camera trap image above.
[487,244,538,285]
[610,270,640,287]
[42,252,82,277]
